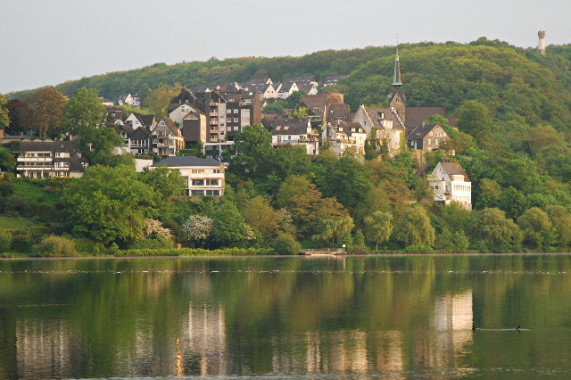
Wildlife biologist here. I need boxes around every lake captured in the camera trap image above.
[0,254,570,379]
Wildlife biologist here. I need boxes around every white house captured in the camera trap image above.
[322,120,367,157]
[17,141,88,179]
[270,117,319,155]
[428,161,472,210]
[151,156,225,197]
[352,105,405,157]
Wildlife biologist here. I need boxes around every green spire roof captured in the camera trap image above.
[392,49,403,88]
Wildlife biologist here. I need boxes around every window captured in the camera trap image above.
[191,190,204,196]
[192,179,205,186]
[233,109,239,114]
[206,179,219,186]
[206,190,220,196]
[191,169,205,174]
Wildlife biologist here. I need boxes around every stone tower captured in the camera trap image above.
[538,30,546,56]
[389,49,406,124]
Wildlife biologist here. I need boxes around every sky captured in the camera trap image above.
[1,0,569,94]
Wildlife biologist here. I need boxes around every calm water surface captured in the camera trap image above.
[0,254,570,379]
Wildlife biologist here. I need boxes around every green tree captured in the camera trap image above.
[363,211,393,250]
[63,87,105,134]
[0,148,16,173]
[394,205,435,247]
[456,100,493,142]
[139,166,186,199]
[273,232,301,255]
[0,94,9,129]
[78,126,125,166]
[545,206,571,248]
[27,87,67,138]
[229,124,274,180]
[211,200,255,247]
[470,208,523,252]
[517,207,553,249]
[63,165,158,245]
[143,83,184,118]
[241,196,284,243]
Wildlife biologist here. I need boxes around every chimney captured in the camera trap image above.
[538,30,546,56]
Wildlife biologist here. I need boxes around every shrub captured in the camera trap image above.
[74,238,107,256]
[32,235,78,257]
[404,244,434,254]
[0,231,12,252]
[11,231,33,253]
[273,233,301,255]
[130,237,174,250]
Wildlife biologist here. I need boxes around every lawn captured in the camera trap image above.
[0,216,45,230]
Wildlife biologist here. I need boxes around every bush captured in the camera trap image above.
[32,235,78,257]
[115,247,274,257]
[404,244,434,253]
[0,231,12,252]
[273,233,301,255]
[74,238,107,256]
[129,237,174,250]
[11,231,33,253]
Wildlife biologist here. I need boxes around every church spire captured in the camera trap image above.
[392,49,403,88]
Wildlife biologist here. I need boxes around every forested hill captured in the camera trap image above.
[10,38,571,132]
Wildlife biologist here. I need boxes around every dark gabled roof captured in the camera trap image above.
[152,156,221,168]
[20,140,80,153]
[279,82,296,92]
[405,107,446,128]
[137,113,155,127]
[270,118,310,136]
[130,127,152,139]
[69,156,88,172]
[406,123,447,140]
[362,107,405,130]
[283,75,315,84]
[297,83,316,92]
[328,103,348,120]
[438,161,470,182]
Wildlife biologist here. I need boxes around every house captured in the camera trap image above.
[17,140,88,179]
[181,109,208,149]
[151,156,225,197]
[124,112,156,130]
[322,120,367,157]
[406,123,450,151]
[352,105,405,157]
[151,118,185,156]
[117,93,140,107]
[270,117,319,155]
[276,82,299,99]
[296,83,319,95]
[117,124,152,155]
[322,75,348,87]
[243,82,279,100]
[428,161,472,210]
[298,93,346,125]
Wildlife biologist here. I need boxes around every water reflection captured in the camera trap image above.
[1,255,570,379]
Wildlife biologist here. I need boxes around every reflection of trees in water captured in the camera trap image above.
[2,255,571,378]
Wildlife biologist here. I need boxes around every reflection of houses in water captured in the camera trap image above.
[16,320,74,379]
[413,290,474,375]
[177,303,227,376]
[271,329,404,377]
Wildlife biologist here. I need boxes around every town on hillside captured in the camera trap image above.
[7,50,470,210]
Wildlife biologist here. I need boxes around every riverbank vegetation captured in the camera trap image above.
[1,39,569,256]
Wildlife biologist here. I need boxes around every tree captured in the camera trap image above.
[229,124,274,180]
[470,208,523,252]
[517,207,553,249]
[143,83,184,118]
[0,148,16,173]
[314,214,354,245]
[363,211,393,250]
[139,167,186,199]
[456,100,493,142]
[241,196,284,243]
[63,87,105,134]
[545,206,571,248]
[27,87,67,138]
[273,232,301,255]
[394,205,435,247]
[211,200,255,247]
[0,94,10,130]
[6,99,32,135]
[62,165,158,245]
[78,126,125,166]
[182,214,213,243]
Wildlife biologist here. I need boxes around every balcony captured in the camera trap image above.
[17,157,52,163]
[209,118,218,125]
[209,111,218,117]
[209,101,219,106]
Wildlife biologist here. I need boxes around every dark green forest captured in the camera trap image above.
[1,38,569,254]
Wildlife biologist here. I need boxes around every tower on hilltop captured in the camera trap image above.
[538,30,546,56]
[389,49,406,124]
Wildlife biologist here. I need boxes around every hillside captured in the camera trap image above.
[8,39,570,135]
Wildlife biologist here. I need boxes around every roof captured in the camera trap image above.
[437,162,470,182]
[330,120,365,136]
[270,118,310,136]
[404,107,446,128]
[137,113,155,127]
[328,103,348,120]
[20,140,80,153]
[406,123,447,140]
[152,156,221,168]
[361,107,405,130]
[156,118,181,136]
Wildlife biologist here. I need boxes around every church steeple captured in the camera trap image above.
[392,49,403,89]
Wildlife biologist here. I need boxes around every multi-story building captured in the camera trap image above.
[17,141,88,178]
[270,117,319,155]
[151,118,185,156]
[428,161,472,210]
[151,156,225,197]
[322,120,367,157]
[219,89,262,140]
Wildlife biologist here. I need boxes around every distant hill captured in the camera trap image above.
[8,38,570,133]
